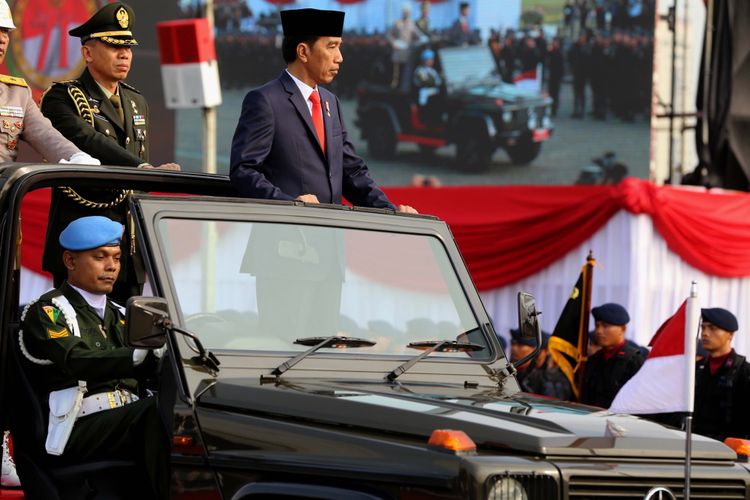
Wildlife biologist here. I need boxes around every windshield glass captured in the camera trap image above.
[156,218,487,358]
[439,45,499,89]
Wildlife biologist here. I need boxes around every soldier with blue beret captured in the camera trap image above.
[694,307,750,441]
[581,302,644,407]
[17,216,168,497]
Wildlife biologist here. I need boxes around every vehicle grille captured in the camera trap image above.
[568,475,746,499]
[487,472,559,499]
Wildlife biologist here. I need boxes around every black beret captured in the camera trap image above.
[510,328,549,348]
[69,2,138,46]
[701,307,738,332]
[281,9,345,38]
[591,303,630,326]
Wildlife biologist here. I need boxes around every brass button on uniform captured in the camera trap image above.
[126,137,130,145]
[105,129,110,135]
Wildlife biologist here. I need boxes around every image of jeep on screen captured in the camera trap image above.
[356,45,553,172]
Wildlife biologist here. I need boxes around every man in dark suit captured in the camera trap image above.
[39,2,180,301]
[229,8,415,213]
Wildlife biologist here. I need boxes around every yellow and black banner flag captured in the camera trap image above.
[548,253,595,400]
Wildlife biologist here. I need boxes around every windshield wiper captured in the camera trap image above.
[384,339,485,382]
[265,335,375,379]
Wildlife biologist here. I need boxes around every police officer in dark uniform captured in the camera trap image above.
[510,328,540,387]
[18,216,168,498]
[694,308,750,441]
[517,331,574,401]
[39,2,180,301]
[582,303,644,408]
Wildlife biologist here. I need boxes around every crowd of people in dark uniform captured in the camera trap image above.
[487,2,653,121]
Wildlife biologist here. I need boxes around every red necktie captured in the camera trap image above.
[309,90,326,155]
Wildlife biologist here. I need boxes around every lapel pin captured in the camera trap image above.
[325,101,330,118]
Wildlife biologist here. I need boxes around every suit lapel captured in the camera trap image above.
[320,89,333,162]
[120,86,134,141]
[279,72,326,160]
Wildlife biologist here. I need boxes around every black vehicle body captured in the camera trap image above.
[356,46,554,171]
[0,165,747,500]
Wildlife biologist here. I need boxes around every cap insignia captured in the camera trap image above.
[116,7,129,29]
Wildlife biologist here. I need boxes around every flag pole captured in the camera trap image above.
[575,251,595,398]
[684,280,698,500]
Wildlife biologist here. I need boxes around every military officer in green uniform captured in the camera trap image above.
[39,2,180,300]
[19,216,167,499]
[0,0,97,165]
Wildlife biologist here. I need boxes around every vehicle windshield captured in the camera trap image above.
[156,218,488,359]
[439,45,499,89]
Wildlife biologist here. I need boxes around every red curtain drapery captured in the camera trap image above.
[385,178,750,289]
[20,179,750,291]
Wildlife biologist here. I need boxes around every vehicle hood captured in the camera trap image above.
[195,378,734,461]
[451,81,549,105]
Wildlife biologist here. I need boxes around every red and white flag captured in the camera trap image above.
[609,292,699,414]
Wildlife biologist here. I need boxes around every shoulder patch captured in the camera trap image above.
[47,327,70,339]
[119,81,141,94]
[42,305,60,323]
[0,75,28,87]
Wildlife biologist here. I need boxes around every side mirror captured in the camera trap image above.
[513,292,543,370]
[125,296,169,349]
[518,292,541,339]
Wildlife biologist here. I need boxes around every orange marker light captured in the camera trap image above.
[724,438,750,457]
[173,435,194,447]
[428,429,476,453]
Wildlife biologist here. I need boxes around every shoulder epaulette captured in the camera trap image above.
[55,79,82,88]
[40,80,82,106]
[0,75,28,87]
[119,81,141,94]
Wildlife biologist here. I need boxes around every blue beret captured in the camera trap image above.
[591,303,630,326]
[421,49,435,61]
[59,216,123,251]
[701,307,738,332]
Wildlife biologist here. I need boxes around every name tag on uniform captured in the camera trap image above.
[132,114,145,126]
[0,106,23,118]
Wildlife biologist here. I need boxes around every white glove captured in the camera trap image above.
[59,151,101,165]
[132,348,148,366]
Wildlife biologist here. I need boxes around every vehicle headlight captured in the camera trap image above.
[502,111,513,123]
[526,110,537,130]
[489,477,528,500]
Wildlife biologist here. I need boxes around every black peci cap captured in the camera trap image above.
[591,303,630,326]
[701,307,738,333]
[69,2,138,46]
[281,9,345,38]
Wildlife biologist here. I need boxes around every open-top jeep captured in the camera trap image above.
[0,165,748,499]
[356,45,553,171]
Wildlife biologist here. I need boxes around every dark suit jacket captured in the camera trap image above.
[40,68,149,167]
[230,71,394,209]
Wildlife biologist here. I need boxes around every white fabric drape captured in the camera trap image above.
[481,211,750,356]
